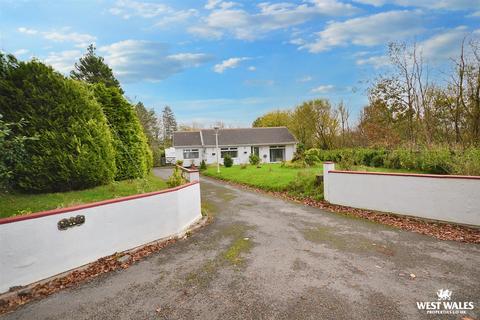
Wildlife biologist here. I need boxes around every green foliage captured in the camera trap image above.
[248,153,260,165]
[135,102,162,166]
[200,160,207,171]
[93,84,152,180]
[252,110,291,127]
[167,167,186,188]
[162,106,177,147]
[240,163,247,169]
[304,149,321,166]
[0,56,116,192]
[71,44,123,93]
[223,154,233,167]
[287,172,324,201]
[0,116,33,190]
[452,148,480,175]
[176,160,184,166]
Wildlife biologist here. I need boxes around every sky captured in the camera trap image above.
[1,0,479,127]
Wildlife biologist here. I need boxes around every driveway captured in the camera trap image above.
[2,168,479,319]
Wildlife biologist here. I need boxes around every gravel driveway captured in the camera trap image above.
[2,169,479,319]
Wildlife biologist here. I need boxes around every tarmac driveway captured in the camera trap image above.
[2,168,479,319]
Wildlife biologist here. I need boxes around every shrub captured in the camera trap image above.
[304,149,320,166]
[419,147,453,174]
[167,167,186,187]
[240,163,247,169]
[451,148,480,175]
[200,160,207,171]
[0,56,116,192]
[93,84,152,180]
[0,116,32,190]
[176,160,184,166]
[223,154,233,167]
[249,153,260,165]
[287,171,323,201]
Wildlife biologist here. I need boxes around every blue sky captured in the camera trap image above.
[1,0,479,127]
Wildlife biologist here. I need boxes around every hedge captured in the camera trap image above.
[93,84,152,180]
[0,56,116,192]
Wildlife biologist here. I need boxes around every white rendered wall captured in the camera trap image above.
[323,164,480,226]
[0,183,202,293]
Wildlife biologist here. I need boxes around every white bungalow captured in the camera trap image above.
[173,127,297,167]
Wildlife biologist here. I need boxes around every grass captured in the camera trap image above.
[0,173,168,219]
[202,162,425,192]
[203,163,322,191]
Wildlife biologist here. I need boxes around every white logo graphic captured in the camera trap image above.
[416,289,475,315]
[437,289,452,301]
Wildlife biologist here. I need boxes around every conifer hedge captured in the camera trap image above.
[93,84,152,180]
[0,55,116,192]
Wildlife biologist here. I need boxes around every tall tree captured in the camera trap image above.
[135,102,162,166]
[71,44,123,93]
[162,106,177,147]
[252,110,291,127]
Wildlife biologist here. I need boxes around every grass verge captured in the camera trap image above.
[0,173,168,219]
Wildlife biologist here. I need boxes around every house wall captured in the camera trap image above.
[323,163,480,226]
[0,182,202,293]
[175,144,296,165]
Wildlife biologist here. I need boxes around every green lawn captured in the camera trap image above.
[203,163,322,191]
[0,174,168,219]
[202,163,426,192]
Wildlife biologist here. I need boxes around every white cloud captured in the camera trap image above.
[303,10,424,53]
[44,50,82,73]
[248,66,256,71]
[297,75,313,82]
[14,49,29,55]
[190,0,359,40]
[469,11,480,17]
[98,40,212,82]
[311,84,335,93]
[18,27,96,48]
[353,0,480,10]
[18,27,38,35]
[355,26,478,68]
[110,0,197,27]
[213,57,249,73]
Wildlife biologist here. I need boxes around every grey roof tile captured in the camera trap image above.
[173,127,296,147]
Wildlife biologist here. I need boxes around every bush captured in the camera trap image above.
[249,153,260,165]
[287,171,323,201]
[93,84,152,180]
[0,56,116,192]
[223,154,233,167]
[240,163,247,169]
[176,160,183,166]
[418,147,453,174]
[304,149,321,166]
[200,160,207,171]
[167,167,186,187]
[451,148,480,175]
[0,116,32,190]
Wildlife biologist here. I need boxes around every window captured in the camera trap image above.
[183,148,199,159]
[251,146,259,156]
[269,146,285,162]
[221,147,238,158]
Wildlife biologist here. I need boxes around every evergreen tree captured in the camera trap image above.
[0,54,116,192]
[93,84,152,180]
[162,106,177,147]
[135,102,162,166]
[71,44,123,93]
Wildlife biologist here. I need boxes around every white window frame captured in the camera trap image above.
[220,147,238,158]
[183,148,199,159]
